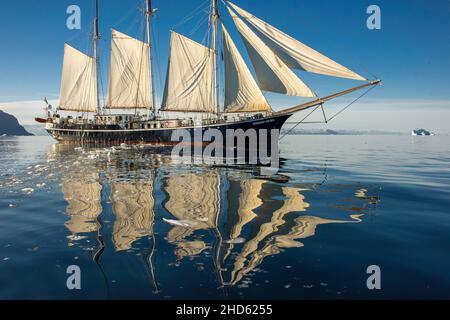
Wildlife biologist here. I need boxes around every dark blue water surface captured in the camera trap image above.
[0,135,449,299]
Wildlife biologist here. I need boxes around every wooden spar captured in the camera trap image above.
[94,0,101,115]
[146,0,156,119]
[212,0,220,114]
[274,79,382,116]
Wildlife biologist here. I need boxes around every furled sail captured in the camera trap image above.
[228,2,366,81]
[106,29,152,109]
[59,44,98,112]
[227,7,315,98]
[222,25,271,113]
[161,32,215,113]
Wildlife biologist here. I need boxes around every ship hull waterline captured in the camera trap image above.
[45,114,292,147]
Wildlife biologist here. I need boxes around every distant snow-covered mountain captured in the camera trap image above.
[0,110,33,136]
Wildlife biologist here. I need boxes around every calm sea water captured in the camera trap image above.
[0,135,449,299]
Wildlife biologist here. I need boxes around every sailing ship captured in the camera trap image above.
[37,0,380,145]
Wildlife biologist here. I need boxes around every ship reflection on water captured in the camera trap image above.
[48,142,378,297]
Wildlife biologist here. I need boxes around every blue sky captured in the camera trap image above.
[0,0,449,132]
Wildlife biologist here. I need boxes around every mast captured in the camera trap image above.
[212,0,220,114]
[146,0,156,119]
[94,0,101,115]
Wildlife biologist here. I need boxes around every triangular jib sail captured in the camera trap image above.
[222,24,271,113]
[227,2,366,81]
[106,29,152,109]
[59,44,98,112]
[227,6,316,98]
[161,32,215,113]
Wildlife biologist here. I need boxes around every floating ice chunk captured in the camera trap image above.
[21,188,34,194]
[355,188,368,199]
[162,218,198,227]
[67,235,88,241]
[259,166,279,176]
[36,183,46,188]
[224,237,246,244]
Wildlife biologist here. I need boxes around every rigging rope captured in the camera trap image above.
[279,105,321,140]
[327,84,376,121]
[279,85,377,141]
[172,0,210,31]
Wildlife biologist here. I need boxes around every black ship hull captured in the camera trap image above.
[45,114,292,146]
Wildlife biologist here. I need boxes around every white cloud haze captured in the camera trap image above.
[1,98,449,134]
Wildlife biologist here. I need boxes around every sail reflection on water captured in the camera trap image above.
[223,179,265,260]
[223,185,311,285]
[163,171,220,259]
[49,144,374,289]
[62,173,102,235]
[111,181,154,251]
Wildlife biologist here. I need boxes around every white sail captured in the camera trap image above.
[106,29,152,109]
[59,44,98,112]
[222,25,271,113]
[161,32,215,113]
[228,2,366,81]
[227,7,315,98]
